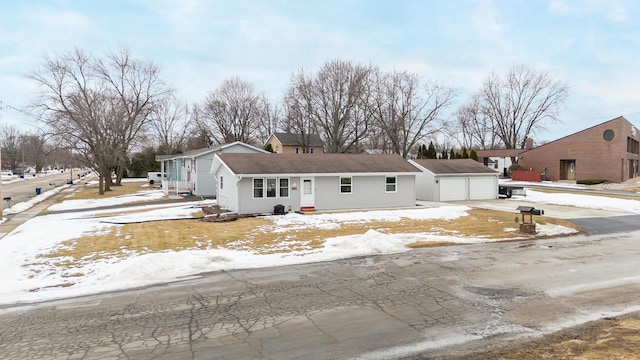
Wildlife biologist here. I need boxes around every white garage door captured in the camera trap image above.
[439,177,468,201]
[469,176,497,200]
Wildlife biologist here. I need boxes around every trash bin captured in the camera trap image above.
[35,187,42,195]
[273,204,285,215]
[66,180,73,185]
[19,174,24,179]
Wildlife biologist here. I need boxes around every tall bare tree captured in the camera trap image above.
[196,78,272,146]
[455,94,501,150]
[371,70,459,158]
[30,48,170,194]
[149,96,191,154]
[479,65,569,150]
[284,60,374,153]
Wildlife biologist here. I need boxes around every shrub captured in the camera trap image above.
[577,179,608,185]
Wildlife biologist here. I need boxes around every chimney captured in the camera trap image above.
[525,138,534,149]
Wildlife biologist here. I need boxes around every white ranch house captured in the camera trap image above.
[211,153,421,214]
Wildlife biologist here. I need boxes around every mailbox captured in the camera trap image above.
[516,206,544,234]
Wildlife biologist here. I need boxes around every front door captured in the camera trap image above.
[300,177,315,207]
[567,160,575,180]
[560,160,576,180]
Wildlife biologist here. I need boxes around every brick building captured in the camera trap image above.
[518,116,639,183]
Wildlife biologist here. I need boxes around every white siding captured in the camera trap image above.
[314,175,415,211]
[195,156,216,196]
[415,172,436,201]
[439,177,468,201]
[215,166,238,212]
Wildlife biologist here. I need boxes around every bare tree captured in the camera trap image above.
[29,48,170,194]
[149,96,191,154]
[371,70,459,158]
[479,65,569,150]
[0,125,22,171]
[284,60,374,153]
[20,131,50,172]
[196,78,271,146]
[456,94,502,150]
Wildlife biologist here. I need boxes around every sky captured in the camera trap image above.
[1,0,640,143]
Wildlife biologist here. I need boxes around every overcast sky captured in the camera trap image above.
[1,0,639,143]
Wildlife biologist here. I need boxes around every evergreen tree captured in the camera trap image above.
[441,148,448,159]
[449,149,456,160]
[427,141,437,159]
[462,147,469,159]
[470,149,479,161]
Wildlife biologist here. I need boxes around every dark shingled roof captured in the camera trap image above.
[273,132,324,147]
[218,153,421,175]
[412,159,498,174]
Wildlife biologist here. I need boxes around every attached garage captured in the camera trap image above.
[409,159,499,202]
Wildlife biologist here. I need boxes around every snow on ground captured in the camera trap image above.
[1,185,71,222]
[0,184,636,305]
[509,189,640,214]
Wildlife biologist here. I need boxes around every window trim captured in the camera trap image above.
[339,176,352,194]
[253,178,264,199]
[279,178,289,198]
[266,178,277,198]
[385,176,397,193]
[252,177,290,199]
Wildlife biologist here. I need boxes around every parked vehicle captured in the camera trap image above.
[147,172,166,185]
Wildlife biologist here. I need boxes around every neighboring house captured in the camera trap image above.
[211,153,421,214]
[518,116,639,183]
[410,159,499,201]
[475,149,520,177]
[156,142,268,196]
[265,132,324,154]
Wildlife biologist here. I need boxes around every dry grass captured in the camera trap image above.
[34,208,583,271]
[466,316,640,359]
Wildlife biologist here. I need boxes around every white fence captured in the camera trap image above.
[162,180,191,196]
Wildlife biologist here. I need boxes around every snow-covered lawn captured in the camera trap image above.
[1,184,638,305]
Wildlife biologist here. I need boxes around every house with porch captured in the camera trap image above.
[156,142,267,196]
[211,153,420,214]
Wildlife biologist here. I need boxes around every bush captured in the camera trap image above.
[577,179,608,185]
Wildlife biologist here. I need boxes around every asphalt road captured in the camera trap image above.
[1,171,79,213]
[1,230,640,359]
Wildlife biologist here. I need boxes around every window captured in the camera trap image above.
[385,176,397,192]
[253,179,264,198]
[220,176,223,189]
[340,177,352,194]
[266,178,277,198]
[603,129,615,141]
[279,178,289,197]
